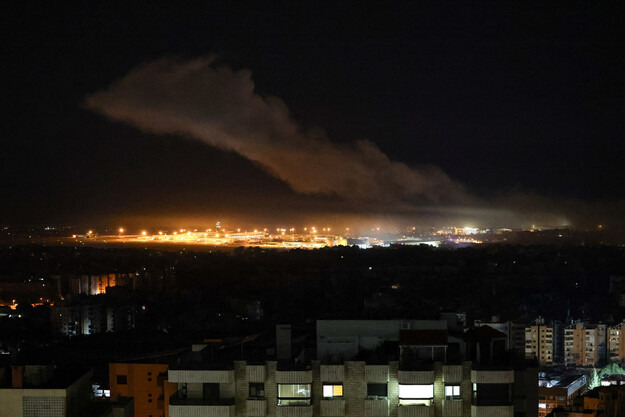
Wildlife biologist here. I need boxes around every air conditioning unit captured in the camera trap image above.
[401,322,411,330]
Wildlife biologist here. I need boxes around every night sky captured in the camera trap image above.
[4,3,625,230]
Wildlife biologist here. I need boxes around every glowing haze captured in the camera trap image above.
[87,57,624,230]
[85,57,470,205]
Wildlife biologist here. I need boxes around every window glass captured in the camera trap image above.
[249,383,265,398]
[367,383,388,397]
[445,385,460,397]
[116,375,127,385]
[278,384,311,406]
[399,384,433,399]
[323,384,343,398]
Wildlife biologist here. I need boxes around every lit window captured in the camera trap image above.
[445,385,461,398]
[399,384,434,406]
[278,384,311,406]
[323,384,343,398]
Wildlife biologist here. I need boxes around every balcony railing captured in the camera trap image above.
[246,399,267,416]
[398,370,435,384]
[442,399,462,417]
[397,405,434,417]
[364,397,389,417]
[470,405,513,417]
[471,396,512,407]
[169,394,236,417]
[169,392,235,406]
[168,368,235,383]
[320,398,346,416]
[470,369,514,384]
[320,364,345,382]
[275,404,313,417]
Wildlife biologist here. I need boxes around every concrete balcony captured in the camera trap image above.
[442,399,463,417]
[276,369,313,384]
[169,369,235,383]
[246,365,267,382]
[397,370,435,384]
[246,399,267,416]
[470,405,513,417]
[275,405,313,417]
[320,398,345,416]
[169,395,235,417]
[320,364,345,382]
[365,365,389,383]
[364,398,389,416]
[397,405,434,417]
[442,365,463,383]
[470,369,514,384]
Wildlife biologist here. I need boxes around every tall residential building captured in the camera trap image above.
[166,321,538,417]
[608,322,625,363]
[526,318,561,366]
[51,295,135,336]
[564,323,607,367]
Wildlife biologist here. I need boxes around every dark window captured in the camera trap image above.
[148,399,152,403]
[148,377,152,381]
[249,383,265,399]
[367,383,388,397]
[117,375,128,385]
[473,383,511,406]
[203,383,219,401]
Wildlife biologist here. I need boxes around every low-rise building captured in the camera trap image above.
[0,365,92,417]
[538,374,586,417]
[474,319,526,355]
[109,362,177,417]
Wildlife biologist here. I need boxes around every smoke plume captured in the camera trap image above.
[85,57,470,205]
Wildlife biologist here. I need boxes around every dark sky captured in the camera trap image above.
[4,2,625,229]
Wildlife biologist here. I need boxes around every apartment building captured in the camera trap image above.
[51,295,135,336]
[167,322,537,417]
[564,323,607,367]
[526,319,561,366]
[608,322,625,363]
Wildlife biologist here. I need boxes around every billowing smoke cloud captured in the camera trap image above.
[85,57,470,205]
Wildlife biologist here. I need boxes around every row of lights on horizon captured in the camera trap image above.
[72,226,361,237]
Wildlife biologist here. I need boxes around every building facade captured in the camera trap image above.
[564,323,607,367]
[168,358,536,417]
[538,375,586,417]
[110,363,177,417]
[167,320,537,417]
[0,366,92,417]
[608,322,625,364]
[526,320,559,366]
